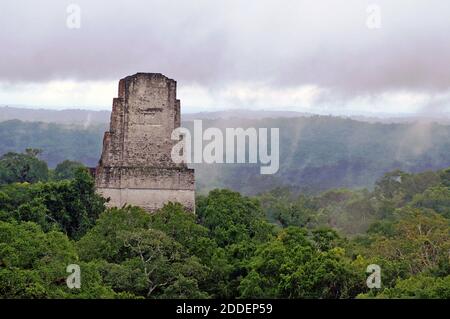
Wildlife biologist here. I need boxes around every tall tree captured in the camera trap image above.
[0,150,48,184]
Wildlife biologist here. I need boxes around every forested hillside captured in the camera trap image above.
[0,150,449,298]
[1,117,449,195]
[0,120,106,167]
[192,117,450,194]
[0,106,111,125]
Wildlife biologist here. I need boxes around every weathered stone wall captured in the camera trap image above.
[95,73,195,212]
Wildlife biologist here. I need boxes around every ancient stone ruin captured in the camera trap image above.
[95,73,195,212]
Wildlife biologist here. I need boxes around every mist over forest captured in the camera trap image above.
[1,104,449,301]
[0,112,449,195]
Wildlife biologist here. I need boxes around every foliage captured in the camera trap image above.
[78,206,210,298]
[0,160,449,299]
[239,227,365,298]
[196,189,275,247]
[362,275,450,299]
[2,117,450,194]
[54,160,85,181]
[0,167,106,239]
[0,220,121,298]
[0,149,49,184]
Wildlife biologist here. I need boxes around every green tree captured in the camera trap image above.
[365,275,450,299]
[196,189,274,247]
[239,227,364,298]
[440,168,450,187]
[0,220,120,298]
[259,189,317,228]
[375,170,440,205]
[149,202,216,261]
[77,205,210,298]
[0,168,106,239]
[363,208,450,281]
[0,150,48,184]
[54,160,85,181]
[412,186,450,218]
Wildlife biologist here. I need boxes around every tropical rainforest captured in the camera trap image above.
[0,149,449,299]
[1,117,450,195]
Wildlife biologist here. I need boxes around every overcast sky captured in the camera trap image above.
[1,0,450,115]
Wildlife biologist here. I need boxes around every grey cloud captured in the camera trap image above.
[1,0,450,96]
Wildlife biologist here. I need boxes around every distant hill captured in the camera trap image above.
[0,106,111,125]
[0,120,107,167]
[0,106,315,124]
[1,117,449,195]
[182,110,315,120]
[2,105,450,124]
[189,117,450,194]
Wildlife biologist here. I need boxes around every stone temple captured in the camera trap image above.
[95,73,195,212]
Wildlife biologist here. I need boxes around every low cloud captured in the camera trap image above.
[1,0,449,113]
